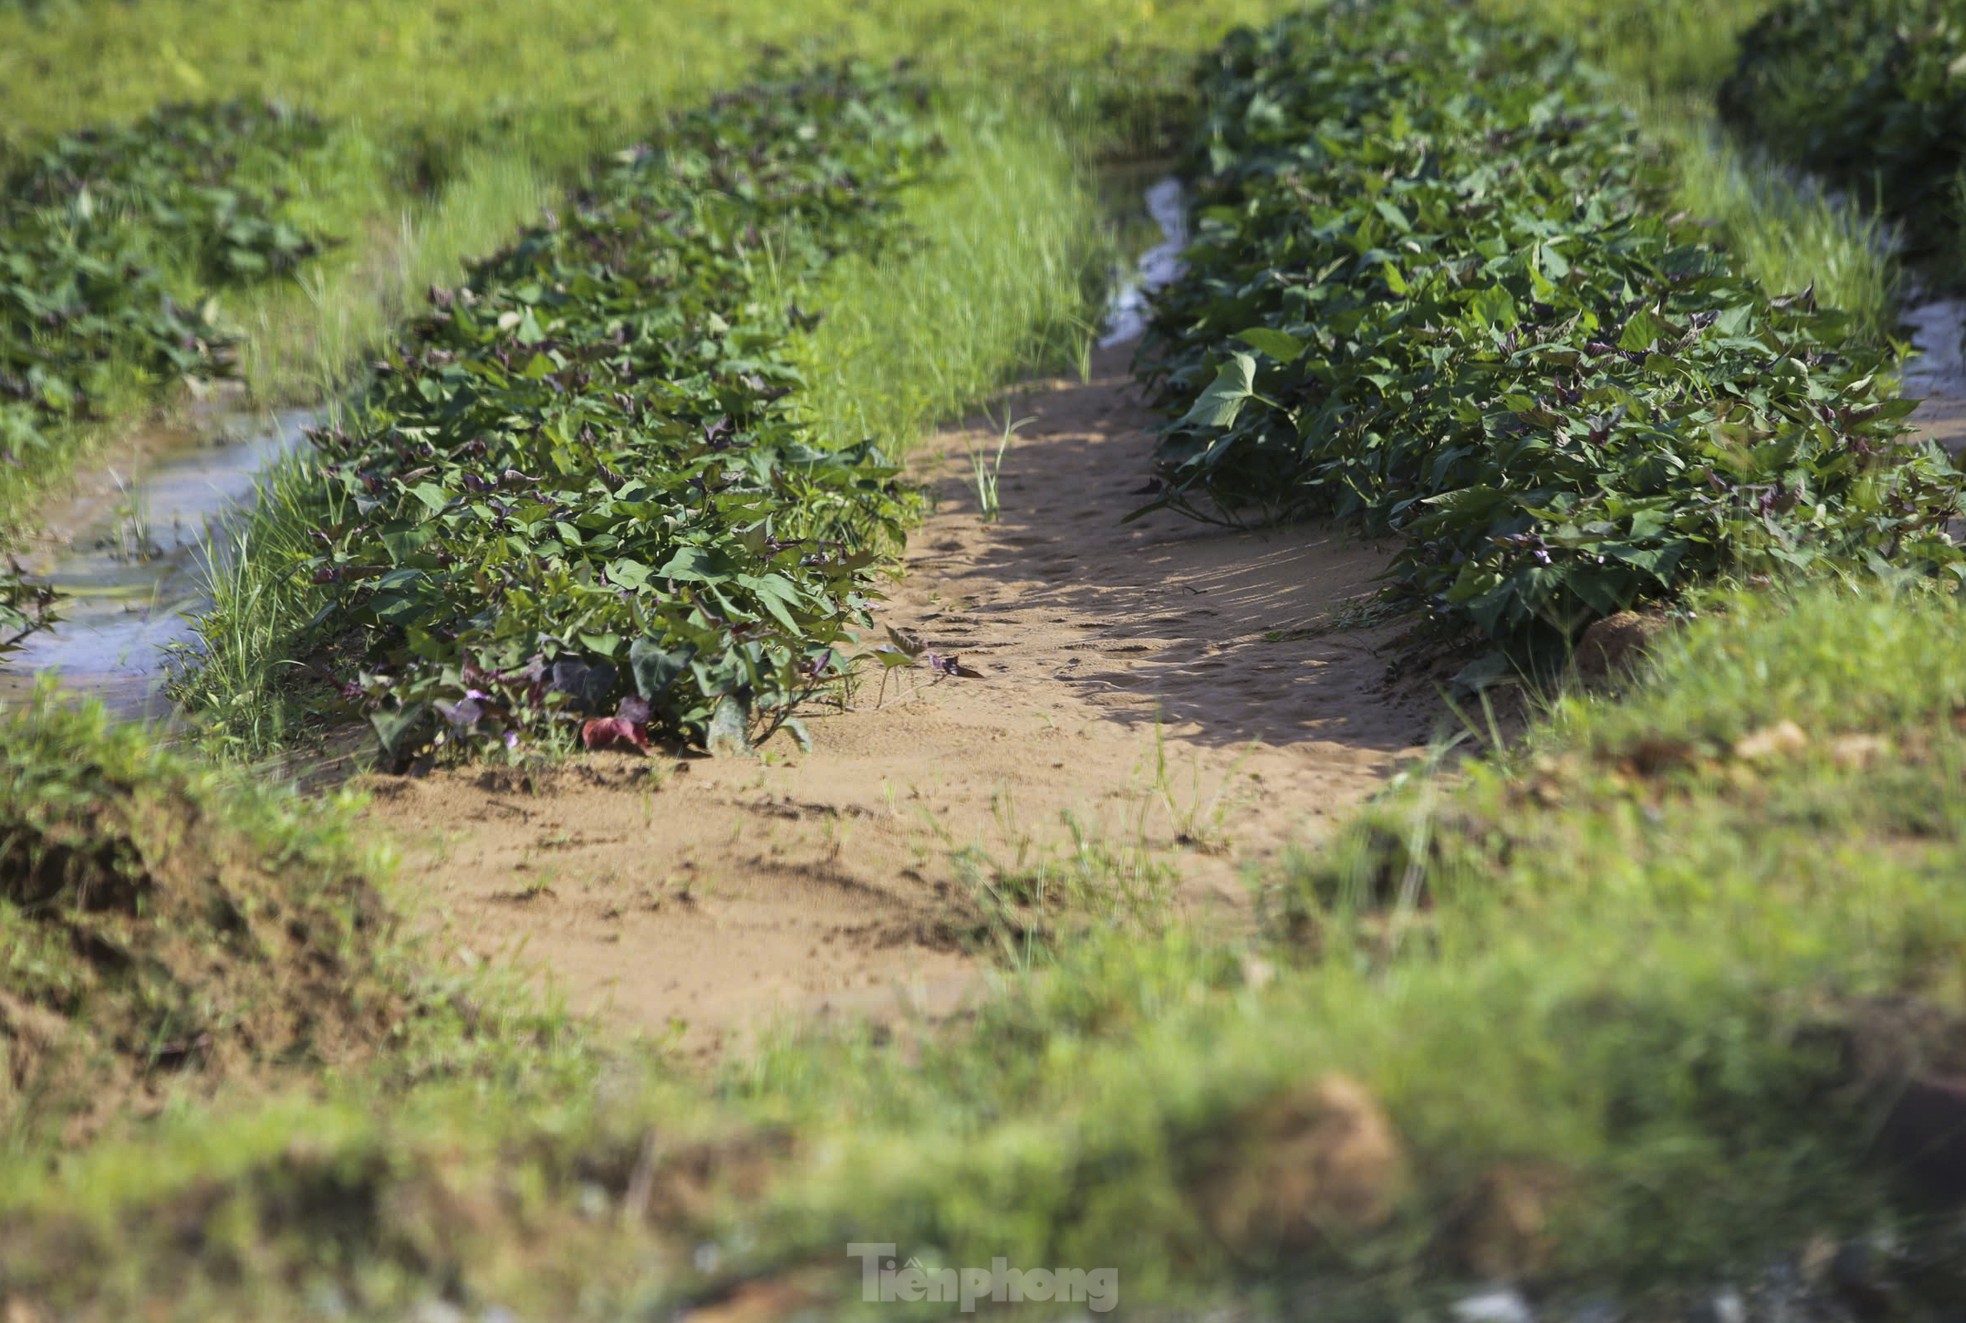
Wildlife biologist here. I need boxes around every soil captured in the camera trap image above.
[0,751,401,1142]
[356,344,1440,1055]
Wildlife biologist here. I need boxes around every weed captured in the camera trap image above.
[1142,720,1249,855]
[970,403,1030,522]
[106,470,157,564]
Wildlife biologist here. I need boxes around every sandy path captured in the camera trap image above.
[360,346,1436,1053]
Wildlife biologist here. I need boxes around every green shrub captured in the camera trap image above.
[1138,4,1961,649]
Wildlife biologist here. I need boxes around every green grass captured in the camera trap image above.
[1468,0,1906,341]
[233,145,560,404]
[795,101,1112,454]
[0,0,1287,149]
[1649,103,1902,344]
[1473,0,1771,95]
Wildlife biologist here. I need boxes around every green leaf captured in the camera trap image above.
[370,702,430,759]
[737,572,806,633]
[409,483,449,516]
[782,716,813,753]
[1235,328,1307,363]
[630,638,695,701]
[1179,352,1261,430]
[658,547,717,582]
[1619,309,1669,352]
[1469,286,1517,331]
[705,693,751,757]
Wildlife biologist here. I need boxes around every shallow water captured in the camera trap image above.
[1100,176,1188,348]
[0,409,314,720]
[1905,297,1966,402]
[1902,296,1966,462]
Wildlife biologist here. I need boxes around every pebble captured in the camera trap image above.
[1565,1299,1623,1323]
[1684,1290,1746,1323]
[1453,1287,1537,1323]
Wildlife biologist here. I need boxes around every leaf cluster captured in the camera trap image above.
[1139,3,1962,646]
[295,66,934,760]
[1719,0,1966,268]
[0,100,336,453]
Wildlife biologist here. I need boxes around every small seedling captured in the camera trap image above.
[971,403,1032,522]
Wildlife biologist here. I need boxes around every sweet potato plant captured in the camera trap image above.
[1138,4,1962,648]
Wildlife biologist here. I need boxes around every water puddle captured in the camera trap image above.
[0,409,314,720]
[1904,296,1966,456]
[1100,176,1189,348]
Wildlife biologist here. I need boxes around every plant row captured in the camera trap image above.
[283,67,930,761]
[0,100,335,462]
[1137,4,1961,648]
[1719,0,1966,268]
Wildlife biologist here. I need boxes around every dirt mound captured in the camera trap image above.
[0,694,405,1140]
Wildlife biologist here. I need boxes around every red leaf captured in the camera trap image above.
[581,716,649,754]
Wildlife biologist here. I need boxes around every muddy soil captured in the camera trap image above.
[362,344,1439,1055]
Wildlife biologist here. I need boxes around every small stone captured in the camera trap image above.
[1683,1290,1745,1323]
[1798,1234,1838,1288]
[1196,1074,1407,1257]
[1732,719,1808,762]
[1456,1163,1573,1279]
[1564,1298,1623,1323]
[1574,610,1669,679]
[1452,1287,1536,1323]
[1827,733,1887,770]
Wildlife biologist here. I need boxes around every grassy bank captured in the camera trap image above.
[1719,0,1966,276]
[12,587,1966,1317]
